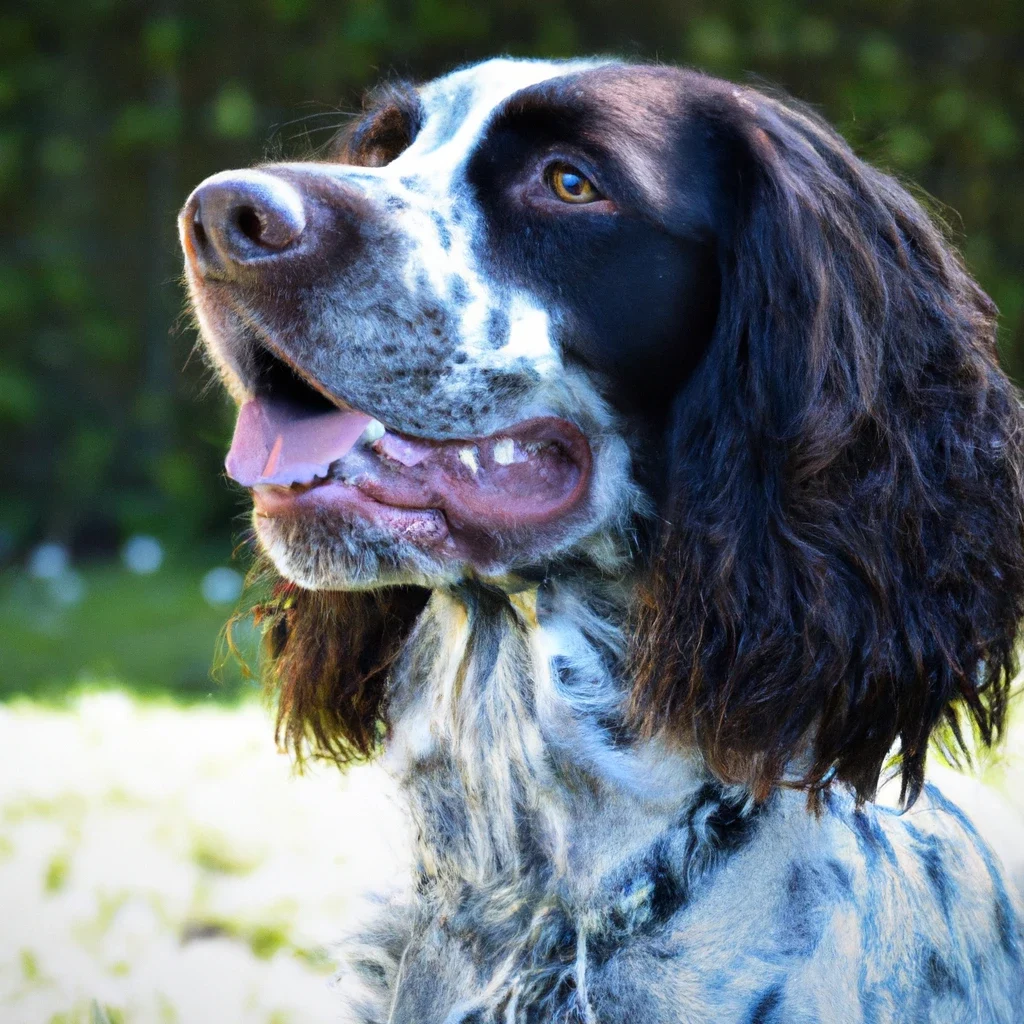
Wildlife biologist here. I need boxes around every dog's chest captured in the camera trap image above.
[384,587,696,891]
[368,587,759,1016]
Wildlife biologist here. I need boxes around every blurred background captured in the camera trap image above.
[2,2,1023,1021]
[3,0,1024,697]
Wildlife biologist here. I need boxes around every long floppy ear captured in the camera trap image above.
[244,571,428,765]
[630,86,1024,805]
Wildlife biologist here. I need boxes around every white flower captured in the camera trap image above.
[121,535,164,575]
[201,567,243,606]
[28,542,69,579]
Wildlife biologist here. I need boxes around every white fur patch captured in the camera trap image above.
[280,60,596,385]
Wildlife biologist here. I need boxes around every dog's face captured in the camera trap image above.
[180,59,724,588]
[182,57,1024,804]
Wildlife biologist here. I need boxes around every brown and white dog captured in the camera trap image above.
[180,59,1024,1023]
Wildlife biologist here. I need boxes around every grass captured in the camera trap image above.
[0,552,259,702]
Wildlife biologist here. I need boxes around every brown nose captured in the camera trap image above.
[180,170,306,279]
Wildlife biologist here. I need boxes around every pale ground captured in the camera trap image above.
[0,692,1021,1024]
[0,693,410,1024]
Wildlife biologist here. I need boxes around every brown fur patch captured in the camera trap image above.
[248,573,428,764]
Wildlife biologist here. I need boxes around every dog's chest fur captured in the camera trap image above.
[334,582,1024,1024]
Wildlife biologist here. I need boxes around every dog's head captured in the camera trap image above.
[181,59,723,588]
[182,59,1024,801]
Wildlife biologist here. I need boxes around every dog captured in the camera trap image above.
[179,58,1024,1023]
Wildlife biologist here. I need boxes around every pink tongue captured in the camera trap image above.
[225,397,371,488]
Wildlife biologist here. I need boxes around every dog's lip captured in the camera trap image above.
[230,393,592,551]
[253,479,452,548]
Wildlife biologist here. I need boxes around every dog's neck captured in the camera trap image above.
[384,578,712,897]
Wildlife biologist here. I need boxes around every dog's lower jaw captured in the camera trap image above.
[333,577,1024,1024]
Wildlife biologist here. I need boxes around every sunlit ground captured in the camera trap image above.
[0,692,410,1024]
[1,542,1023,1023]
[0,692,1021,1024]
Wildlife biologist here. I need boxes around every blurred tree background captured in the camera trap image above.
[2,0,1023,695]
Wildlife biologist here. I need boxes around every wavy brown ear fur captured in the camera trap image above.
[630,85,1024,805]
[249,574,428,765]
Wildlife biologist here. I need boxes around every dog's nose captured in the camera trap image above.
[180,170,306,278]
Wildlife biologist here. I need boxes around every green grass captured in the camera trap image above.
[0,553,260,702]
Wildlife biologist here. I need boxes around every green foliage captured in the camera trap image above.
[21,949,41,983]
[90,1004,120,1024]
[211,83,257,140]
[44,850,71,893]
[3,0,1023,565]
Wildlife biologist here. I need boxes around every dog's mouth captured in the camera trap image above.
[226,344,592,558]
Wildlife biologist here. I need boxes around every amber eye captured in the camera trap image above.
[547,163,601,204]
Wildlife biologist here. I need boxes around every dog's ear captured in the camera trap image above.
[248,576,428,765]
[630,85,1024,805]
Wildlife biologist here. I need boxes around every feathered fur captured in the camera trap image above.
[183,58,1024,1023]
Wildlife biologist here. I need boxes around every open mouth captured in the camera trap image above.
[226,344,592,557]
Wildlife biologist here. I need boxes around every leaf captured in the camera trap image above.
[90,1003,114,1024]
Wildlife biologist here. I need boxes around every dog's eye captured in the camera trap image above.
[547,163,601,204]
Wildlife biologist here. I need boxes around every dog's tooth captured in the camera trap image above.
[492,438,515,466]
[458,446,480,474]
[360,419,386,444]
[372,440,396,462]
